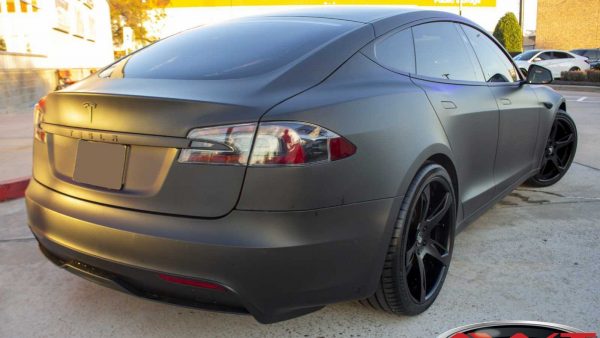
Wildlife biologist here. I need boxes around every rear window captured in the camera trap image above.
[102,18,358,80]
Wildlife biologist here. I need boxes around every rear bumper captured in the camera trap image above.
[26,179,399,323]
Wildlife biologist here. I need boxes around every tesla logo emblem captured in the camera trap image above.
[83,102,97,123]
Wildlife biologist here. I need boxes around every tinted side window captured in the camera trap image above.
[412,22,484,82]
[583,50,598,58]
[374,28,415,73]
[538,52,553,60]
[570,50,584,56]
[461,25,519,83]
[553,52,573,59]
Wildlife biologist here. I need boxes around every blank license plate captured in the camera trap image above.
[73,141,128,190]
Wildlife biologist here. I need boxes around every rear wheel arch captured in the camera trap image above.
[395,144,458,201]
[559,101,566,112]
[426,154,459,209]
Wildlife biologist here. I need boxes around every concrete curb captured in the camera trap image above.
[549,84,600,93]
[0,177,30,202]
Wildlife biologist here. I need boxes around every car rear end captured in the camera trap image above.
[25,16,397,323]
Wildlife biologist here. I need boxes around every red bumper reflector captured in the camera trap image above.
[158,274,226,292]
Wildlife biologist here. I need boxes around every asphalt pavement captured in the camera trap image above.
[1,90,599,337]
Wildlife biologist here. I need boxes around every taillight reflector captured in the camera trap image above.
[158,274,226,292]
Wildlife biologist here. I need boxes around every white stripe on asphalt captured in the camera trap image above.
[566,100,600,103]
[577,97,587,102]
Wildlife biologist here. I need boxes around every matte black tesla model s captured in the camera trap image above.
[27,7,577,323]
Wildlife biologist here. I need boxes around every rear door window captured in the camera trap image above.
[553,52,573,59]
[103,18,360,80]
[412,22,484,82]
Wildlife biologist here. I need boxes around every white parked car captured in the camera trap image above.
[513,49,590,78]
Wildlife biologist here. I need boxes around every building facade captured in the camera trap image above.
[536,0,600,50]
[0,0,113,113]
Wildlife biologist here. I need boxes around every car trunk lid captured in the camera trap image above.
[36,86,269,218]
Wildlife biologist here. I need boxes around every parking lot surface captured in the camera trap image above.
[1,90,599,337]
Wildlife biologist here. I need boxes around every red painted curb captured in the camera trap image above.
[0,177,30,202]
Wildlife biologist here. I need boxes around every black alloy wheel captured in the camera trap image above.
[527,110,577,187]
[361,163,456,315]
[404,176,453,304]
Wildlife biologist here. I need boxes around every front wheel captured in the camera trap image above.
[526,110,577,187]
[361,163,456,315]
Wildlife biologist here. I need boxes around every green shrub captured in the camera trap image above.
[560,70,600,82]
[561,71,587,81]
[493,12,523,54]
[587,70,600,82]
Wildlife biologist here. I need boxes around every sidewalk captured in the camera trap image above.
[0,113,33,183]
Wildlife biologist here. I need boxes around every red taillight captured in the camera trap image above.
[249,122,356,166]
[38,96,46,110]
[178,121,356,166]
[158,274,226,292]
[329,137,357,161]
[33,96,47,143]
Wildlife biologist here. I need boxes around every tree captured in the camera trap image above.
[493,12,523,55]
[108,0,170,48]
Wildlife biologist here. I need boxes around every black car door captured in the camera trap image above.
[410,22,500,217]
[460,24,541,193]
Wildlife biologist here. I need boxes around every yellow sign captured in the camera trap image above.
[165,0,496,7]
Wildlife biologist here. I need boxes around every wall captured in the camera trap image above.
[0,68,54,113]
[536,0,600,50]
[0,0,113,114]
[0,64,93,113]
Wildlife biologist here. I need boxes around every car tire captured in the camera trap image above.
[526,110,577,187]
[360,163,456,315]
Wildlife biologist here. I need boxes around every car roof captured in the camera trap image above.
[540,49,572,53]
[261,6,469,36]
[263,6,420,23]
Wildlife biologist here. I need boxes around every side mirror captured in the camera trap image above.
[532,57,542,62]
[526,64,553,84]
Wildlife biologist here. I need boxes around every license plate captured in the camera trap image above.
[73,141,128,190]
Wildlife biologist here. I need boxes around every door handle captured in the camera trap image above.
[542,102,553,109]
[500,98,512,105]
[441,101,457,109]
